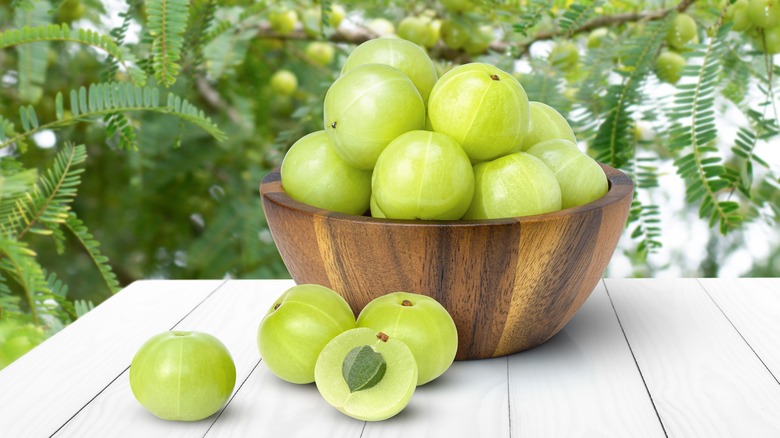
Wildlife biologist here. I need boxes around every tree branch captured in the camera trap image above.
[253,0,697,60]
[518,0,697,48]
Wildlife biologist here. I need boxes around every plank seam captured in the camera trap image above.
[169,279,231,331]
[696,279,780,388]
[603,279,669,438]
[48,279,229,438]
[202,358,263,438]
[507,356,513,438]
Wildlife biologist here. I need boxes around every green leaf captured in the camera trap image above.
[592,15,672,168]
[513,0,553,36]
[146,0,191,87]
[55,92,64,120]
[64,212,121,295]
[342,345,387,393]
[14,1,51,103]
[1,82,226,150]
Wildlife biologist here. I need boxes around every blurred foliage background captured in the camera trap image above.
[1,0,779,368]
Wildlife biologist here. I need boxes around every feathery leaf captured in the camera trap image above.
[147,0,191,87]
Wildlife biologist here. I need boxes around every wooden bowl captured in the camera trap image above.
[260,164,633,360]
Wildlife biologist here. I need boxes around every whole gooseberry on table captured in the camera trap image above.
[257,284,357,384]
[129,331,236,421]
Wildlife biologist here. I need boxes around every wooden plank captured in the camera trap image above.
[606,278,780,438]
[506,281,665,437]
[0,280,225,437]
[53,279,293,438]
[699,278,780,381]
[206,360,365,438]
[359,358,510,438]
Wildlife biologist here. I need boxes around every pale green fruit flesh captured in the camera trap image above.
[324,64,425,170]
[129,331,236,421]
[341,38,438,105]
[748,0,780,28]
[315,328,417,421]
[463,152,562,219]
[520,101,576,151]
[526,139,608,209]
[356,292,457,385]
[666,14,698,50]
[372,130,475,220]
[428,63,531,162]
[281,131,371,215]
[258,284,356,384]
[655,50,685,84]
[270,70,297,97]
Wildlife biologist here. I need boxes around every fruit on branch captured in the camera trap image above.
[367,18,396,36]
[269,10,298,35]
[270,70,298,96]
[549,41,580,70]
[329,4,346,28]
[397,15,441,48]
[726,0,755,32]
[666,13,699,50]
[441,18,470,49]
[306,42,335,67]
[747,0,780,29]
[654,50,686,84]
[754,26,780,53]
[587,27,611,49]
[463,25,493,55]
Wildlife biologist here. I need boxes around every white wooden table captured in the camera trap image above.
[1,279,779,437]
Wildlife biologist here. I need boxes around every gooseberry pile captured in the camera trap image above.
[280,38,608,221]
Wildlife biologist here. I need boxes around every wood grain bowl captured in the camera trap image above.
[260,164,633,360]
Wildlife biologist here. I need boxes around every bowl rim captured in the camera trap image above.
[260,162,634,227]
